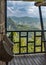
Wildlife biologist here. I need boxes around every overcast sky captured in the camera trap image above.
[7,1,46,18]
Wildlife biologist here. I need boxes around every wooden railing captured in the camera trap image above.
[7,30,46,55]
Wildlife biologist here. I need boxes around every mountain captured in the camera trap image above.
[7,17,41,31]
[11,17,40,24]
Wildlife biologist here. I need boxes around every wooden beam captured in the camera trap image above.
[38,6,46,52]
[39,6,44,30]
[35,1,46,6]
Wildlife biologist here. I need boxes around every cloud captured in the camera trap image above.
[7,1,46,18]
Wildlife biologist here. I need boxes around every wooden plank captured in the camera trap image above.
[8,54,46,65]
[19,57,24,65]
[26,56,33,65]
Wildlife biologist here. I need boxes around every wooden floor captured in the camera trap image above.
[8,53,46,65]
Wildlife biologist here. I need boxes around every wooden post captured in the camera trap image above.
[0,0,8,65]
[39,6,44,30]
[0,0,5,41]
[38,6,46,52]
[0,0,13,63]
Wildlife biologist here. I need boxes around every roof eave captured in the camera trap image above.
[35,1,46,6]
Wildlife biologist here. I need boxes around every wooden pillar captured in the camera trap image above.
[0,0,5,41]
[1,0,5,34]
[38,6,46,51]
[0,0,13,64]
[0,0,8,65]
[39,6,44,30]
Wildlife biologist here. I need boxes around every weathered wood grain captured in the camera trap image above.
[8,54,46,65]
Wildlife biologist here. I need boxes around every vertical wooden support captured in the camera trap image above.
[39,6,46,52]
[0,0,8,65]
[39,6,44,30]
[1,0,5,35]
[0,0,5,42]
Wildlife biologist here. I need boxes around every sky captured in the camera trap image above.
[7,1,46,18]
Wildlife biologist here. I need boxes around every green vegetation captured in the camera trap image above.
[7,17,40,31]
[8,32,44,54]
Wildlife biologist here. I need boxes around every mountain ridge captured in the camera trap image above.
[7,17,42,31]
